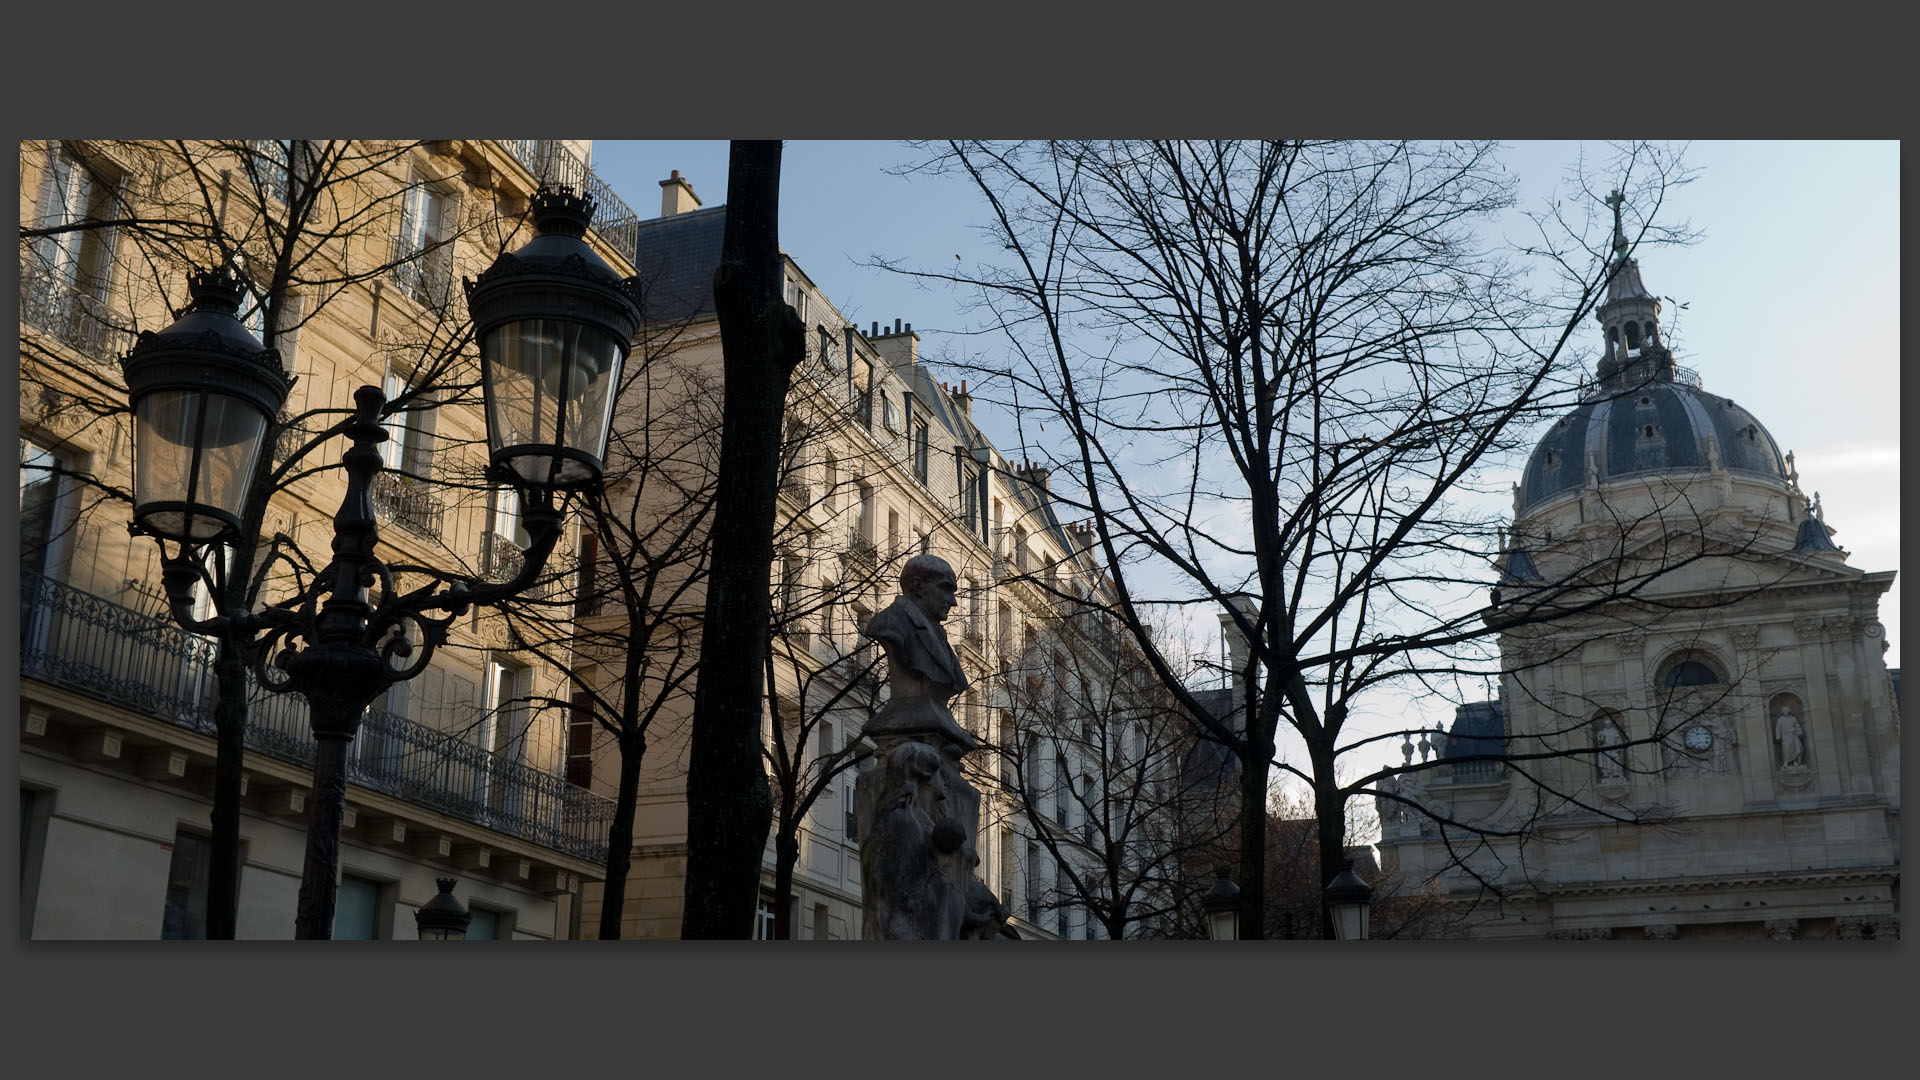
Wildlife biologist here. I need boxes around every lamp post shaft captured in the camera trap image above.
[290,386,394,939]
[293,730,356,939]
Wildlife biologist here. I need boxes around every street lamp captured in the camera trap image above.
[413,877,473,940]
[1325,861,1374,940]
[122,185,639,939]
[1202,866,1241,940]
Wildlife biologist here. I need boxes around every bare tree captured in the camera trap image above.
[981,605,1236,938]
[680,140,805,939]
[19,139,524,938]
[475,303,722,938]
[892,139,1743,936]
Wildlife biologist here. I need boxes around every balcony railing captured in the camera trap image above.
[480,529,526,583]
[371,470,444,539]
[19,260,136,362]
[496,140,640,267]
[20,572,614,863]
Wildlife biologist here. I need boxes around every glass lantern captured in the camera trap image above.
[122,269,290,543]
[466,186,641,491]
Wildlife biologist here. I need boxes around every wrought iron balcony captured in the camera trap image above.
[371,469,445,538]
[495,140,640,268]
[19,260,136,362]
[843,534,878,574]
[480,528,526,583]
[20,572,614,862]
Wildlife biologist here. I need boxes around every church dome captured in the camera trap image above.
[1514,201,1790,517]
[1515,368,1791,515]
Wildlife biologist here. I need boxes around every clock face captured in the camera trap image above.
[1684,725,1713,751]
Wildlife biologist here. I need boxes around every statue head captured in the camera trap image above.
[900,553,959,623]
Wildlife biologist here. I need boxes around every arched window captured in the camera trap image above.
[1656,652,1724,690]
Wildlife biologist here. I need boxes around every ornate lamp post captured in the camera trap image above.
[1325,861,1374,940]
[122,186,639,939]
[1202,866,1241,940]
[413,877,474,940]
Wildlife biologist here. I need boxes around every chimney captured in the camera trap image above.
[1218,593,1261,727]
[868,316,919,373]
[660,170,702,217]
[953,378,971,419]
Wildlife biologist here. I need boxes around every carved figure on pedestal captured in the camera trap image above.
[1774,706,1806,769]
[1595,716,1626,781]
[853,554,1012,939]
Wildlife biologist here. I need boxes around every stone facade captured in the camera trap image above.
[1376,244,1899,940]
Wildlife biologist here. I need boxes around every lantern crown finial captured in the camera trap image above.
[531,184,594,239]
[186,266,246,316]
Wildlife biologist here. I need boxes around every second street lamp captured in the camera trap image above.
[1325,861,1374,940]
[1202,866,1241,940]
[122,185,639,939]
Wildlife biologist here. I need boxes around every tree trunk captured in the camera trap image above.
[772,827,799,939]
[1315,781,1348,940]
[596,727,644,940]
[680,141,804,938]
[1236,756,1267,939]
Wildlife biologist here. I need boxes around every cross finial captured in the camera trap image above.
[1605,188,1629,263]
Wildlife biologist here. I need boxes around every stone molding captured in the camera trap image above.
[1764,918,1799,940]
[1643,923,1677,940]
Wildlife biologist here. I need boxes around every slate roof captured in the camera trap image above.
[626,205,727,323]
[1516,374,1790,514]
[1440,699,1504,762]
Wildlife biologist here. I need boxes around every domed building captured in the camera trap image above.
[1377,207,1900,940]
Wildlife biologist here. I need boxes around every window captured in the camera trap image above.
[381,365,439,481]
[466,906,501,940]
[963,462,981,534]
[812,902,831,941]
[817,719,835,761]
[334,874,385,939]
[887,509,901,557]
[1657,652,1724,689]
[24,142,124,356]
[882,392,901,434]
[785,276,808,321]
[1026,842,1042,920]
[822,453,839,513]
[160,829,214,940]
[999,828,1015,908]
[1081,772,1095,845]
[394,170,456,306]
[844,781,859,842]
[998,602,1014,658]
[856,362,874,431]
[755,896,778,940]
[911,414,930,484]
[1056,865,1071,937]
[245,140,292,206]
[479,659,533,816]
[484,485,528,581]
[1014,526,1029,572]
[818,326,838,373]
[566,692,595,789]
[19,438,72,581]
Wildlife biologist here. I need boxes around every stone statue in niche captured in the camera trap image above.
[1595,717,1626,781]
[853,554,1014,939]
[1775,706,1807,769]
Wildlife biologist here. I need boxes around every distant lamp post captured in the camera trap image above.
[122,185,639,939]
[1202,866,1241,941]
[414,878,473,941]
[1325,861,1374,940]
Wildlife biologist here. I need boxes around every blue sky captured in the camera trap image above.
[586,141,1901,785]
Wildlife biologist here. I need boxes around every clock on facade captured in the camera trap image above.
[1683,725,1714,752]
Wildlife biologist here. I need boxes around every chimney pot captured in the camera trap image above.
[871,321,879,337]
[894,318,902,334]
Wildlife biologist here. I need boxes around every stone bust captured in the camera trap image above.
[862,553,974,751]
